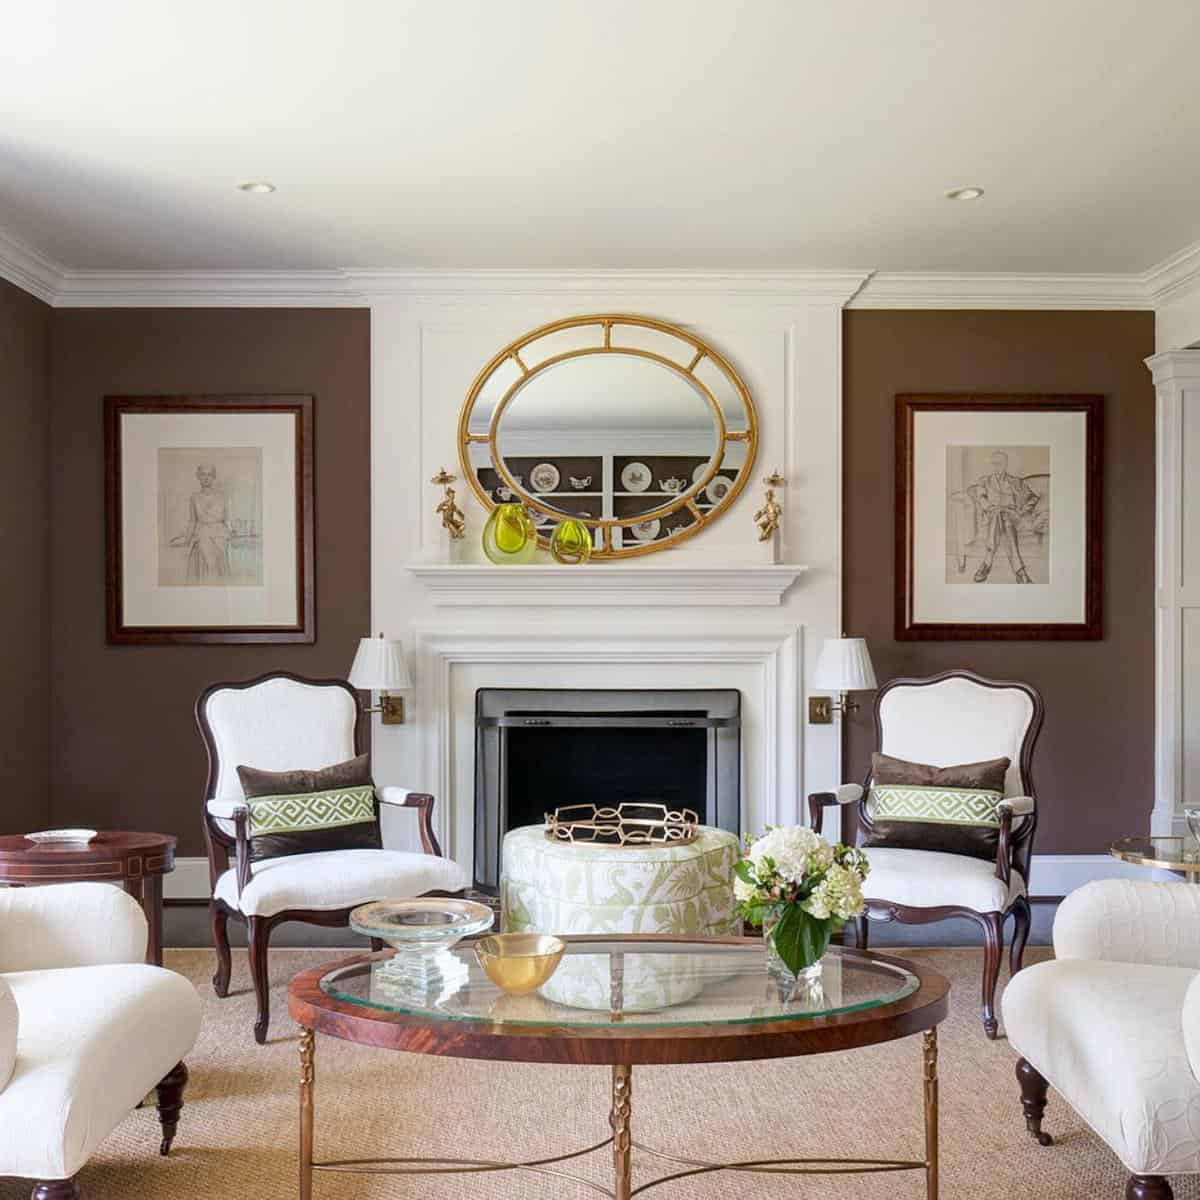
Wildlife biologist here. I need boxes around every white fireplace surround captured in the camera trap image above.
[411,628,802,867]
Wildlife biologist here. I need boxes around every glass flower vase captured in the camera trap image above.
[482,503,536,564]
[762,908,829,986]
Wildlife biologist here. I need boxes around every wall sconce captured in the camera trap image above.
[809,637,877,724]
[348,633,412,725]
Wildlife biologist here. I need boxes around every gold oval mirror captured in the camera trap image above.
[458,314,758,558]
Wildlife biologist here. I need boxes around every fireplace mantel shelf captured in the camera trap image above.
[407,562,808,607]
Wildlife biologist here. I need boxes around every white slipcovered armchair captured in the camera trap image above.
[197,671,468,1043]
[0,883,201,1200]
[809,669,1042,1037]
[1004,880,1200,1200]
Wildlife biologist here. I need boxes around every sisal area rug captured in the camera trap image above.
[4,946,1195,1199]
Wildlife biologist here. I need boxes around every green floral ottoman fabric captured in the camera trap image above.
[500,824,740,937]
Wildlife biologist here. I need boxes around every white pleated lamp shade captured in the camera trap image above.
[812,637,877,691]
[348,636,412,691]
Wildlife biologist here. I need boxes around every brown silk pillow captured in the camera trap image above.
[236,754,382,862]
[862,752,1011,862]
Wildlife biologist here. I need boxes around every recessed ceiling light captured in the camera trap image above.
[237,181,276,194]
[945,186,984,201]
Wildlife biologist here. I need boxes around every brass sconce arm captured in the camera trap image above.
[364,692,406,725]
[808,693,864,724]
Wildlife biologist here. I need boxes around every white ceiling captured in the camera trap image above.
[2,0,1199,274]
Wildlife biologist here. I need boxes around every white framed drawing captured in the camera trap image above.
[896,394,1102,640]
[105,395,315,644]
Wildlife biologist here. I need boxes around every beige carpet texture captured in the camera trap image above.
[4,946,1194,1199]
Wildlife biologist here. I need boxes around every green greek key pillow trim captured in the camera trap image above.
[870,784,1003,828]
[247,785,377,837]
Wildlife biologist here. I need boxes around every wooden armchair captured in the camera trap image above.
[810,669,1042,1038]
[197,671,467,1043]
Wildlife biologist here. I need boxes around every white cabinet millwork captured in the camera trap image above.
[1147,350,1200,835]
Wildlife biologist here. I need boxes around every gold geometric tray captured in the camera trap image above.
[544,803,699,847]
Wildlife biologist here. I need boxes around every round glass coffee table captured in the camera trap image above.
[1110,836,1200,880]
[289,935,950,1199]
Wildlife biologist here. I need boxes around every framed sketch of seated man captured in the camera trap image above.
[105,395,315,644]
[896,394,1101,640]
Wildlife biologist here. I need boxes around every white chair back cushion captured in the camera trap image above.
[0,978,15,1095]
[204,676,358,804]
[876,675,1035,799]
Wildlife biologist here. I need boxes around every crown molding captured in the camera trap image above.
[2,219,1199,311]
[51,268,366,307]
[1142,238,1200,307]
[0,229,63,304]
[847,270,1152,310]
[46,266,873,307]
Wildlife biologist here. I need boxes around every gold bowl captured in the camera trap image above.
[474,933,566,995]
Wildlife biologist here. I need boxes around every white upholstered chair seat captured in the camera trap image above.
[863,847,1026,913]
[1004,957,1200,1176]
[214,848,468,917]
[0,964,201,1180]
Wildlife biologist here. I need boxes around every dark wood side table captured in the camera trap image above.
[0,831,176,965]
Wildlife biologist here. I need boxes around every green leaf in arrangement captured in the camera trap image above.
[733,859,755,885]
[771,905,832,977]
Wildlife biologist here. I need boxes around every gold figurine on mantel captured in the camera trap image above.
[432,467,467,541]
[754,470,785,541]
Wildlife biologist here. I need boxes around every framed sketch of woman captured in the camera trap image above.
[105,395,314,644]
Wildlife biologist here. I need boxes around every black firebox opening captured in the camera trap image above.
[505,723,708,830]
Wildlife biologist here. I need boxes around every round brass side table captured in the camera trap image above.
[1110,836,1200,882]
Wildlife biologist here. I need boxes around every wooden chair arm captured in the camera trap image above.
[233,806,252,898]
[995,807,1013,886]
[807,783,864,830]
[379,789,443,858]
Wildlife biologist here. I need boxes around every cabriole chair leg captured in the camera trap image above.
[1009,895,1032,976]
[210,902,232,998]
[247,915,273,1043]
[978,910,1005,1038]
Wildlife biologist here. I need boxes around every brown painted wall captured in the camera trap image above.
[48,308,370,855]
[843,309,1155,855]
[0,279,52,833]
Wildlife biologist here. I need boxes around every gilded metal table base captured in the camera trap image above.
[298,1027,939,1199]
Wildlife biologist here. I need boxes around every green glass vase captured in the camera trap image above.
[482,503,536,564]
[549,518,592,565]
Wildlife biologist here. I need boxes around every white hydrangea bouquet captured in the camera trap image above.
[734,825,870,979]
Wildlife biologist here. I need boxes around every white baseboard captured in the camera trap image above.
[1027,853,1175,896]
[164,857,212,900]
[163,853,1175,903]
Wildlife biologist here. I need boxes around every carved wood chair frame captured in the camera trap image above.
[810,668,1043,1038]
[197,670,449,1044]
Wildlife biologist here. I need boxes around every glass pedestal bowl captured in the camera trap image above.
[350,898,494,994]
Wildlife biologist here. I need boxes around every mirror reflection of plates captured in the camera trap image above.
[529,463,560,493]
[621,462,651,493]
[631,518,661,541]
[705,475,734,505]
[692,462,712,485]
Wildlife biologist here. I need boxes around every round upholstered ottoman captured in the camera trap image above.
[500,823,741,937]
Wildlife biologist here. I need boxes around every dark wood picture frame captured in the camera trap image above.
[895,393,1102,641]
[105,394,315,645]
